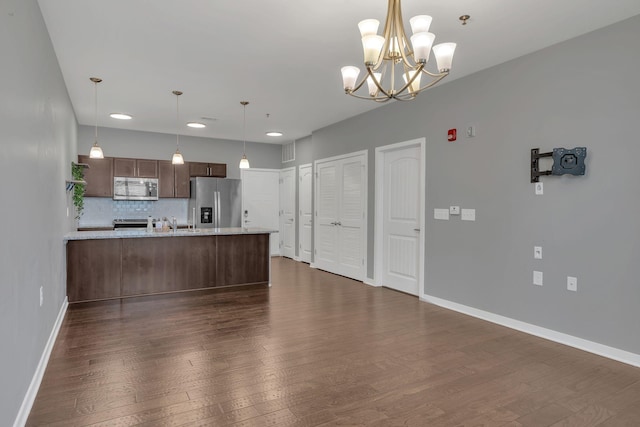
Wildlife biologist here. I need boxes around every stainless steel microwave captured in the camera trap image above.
[113,177,159,201]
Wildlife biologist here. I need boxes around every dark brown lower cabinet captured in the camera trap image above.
[121,236,217,296]
[67,239,122,302]
[66,234,270,302]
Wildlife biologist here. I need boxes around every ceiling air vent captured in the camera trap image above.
[282,141,295,163]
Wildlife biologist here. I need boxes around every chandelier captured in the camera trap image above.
[341,0,456,102]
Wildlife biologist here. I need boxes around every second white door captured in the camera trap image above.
[280,167,296,259]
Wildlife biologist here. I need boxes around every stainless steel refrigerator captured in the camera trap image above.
[188,177,242,228]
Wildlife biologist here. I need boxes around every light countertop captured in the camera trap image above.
[65,227,277,241]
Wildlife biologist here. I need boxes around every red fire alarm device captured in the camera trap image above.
[447,128,457,142]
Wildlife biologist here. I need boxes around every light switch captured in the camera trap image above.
[533,271,543,286]
[434,209,449,220]
[461,209,476,221]
[534,246,542,259]
[450,206,460,215]
[567,276,577,292]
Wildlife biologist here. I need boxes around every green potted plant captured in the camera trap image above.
[71,162,85,220]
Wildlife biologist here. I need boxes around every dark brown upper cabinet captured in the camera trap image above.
[114,158,158,178]
[158,160,191,198]
[78,155,114,197]
[189,162,226,178]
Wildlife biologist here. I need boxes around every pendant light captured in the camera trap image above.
[239,101,250,169]
[89,77,104,159]
[171,90,185,165]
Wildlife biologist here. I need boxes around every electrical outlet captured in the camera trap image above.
[39,286,43,307]
[534,246,542,259]
[533,271,543,286]
[535,182,544,195]
[449,206,460,215]
[567,276,577,292]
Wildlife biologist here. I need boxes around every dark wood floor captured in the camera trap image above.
[28,258,640,426]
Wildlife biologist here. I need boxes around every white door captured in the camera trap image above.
[376,140,424,296]
[241,169,280,255]
[298,163,313,263]
[314,151,367,281]
[280,167,296,259]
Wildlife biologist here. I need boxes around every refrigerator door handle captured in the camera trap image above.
[216,191,221,228]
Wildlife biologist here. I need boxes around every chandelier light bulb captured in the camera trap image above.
[409,15,432,34]
[366,72,382,96]
[411,32,435,63]
[341,66,361,91]
[433,42,457,72]
[358,19,379,37]
[362,35,385,65]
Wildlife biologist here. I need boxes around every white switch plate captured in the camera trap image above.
[466,126,476,137]
[461,209,476,221]
[39,286,43,307]
[567,276,577,292]
[533,271,543,286]
[535,182,544,195]
[534,246,542,259]
[434,209,450,220]
[450,206,460,215]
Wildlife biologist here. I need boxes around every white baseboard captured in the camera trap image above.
[364,278,380,287]
[310,263,318,269]
[421,294,640,368]
[293,256,301,262]
[13,297,68,427]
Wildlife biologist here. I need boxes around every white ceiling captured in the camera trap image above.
[37,0,640,145]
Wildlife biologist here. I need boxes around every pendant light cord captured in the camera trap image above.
[242,103,246,155]
[175,92,180,150]
[94,80,98,142]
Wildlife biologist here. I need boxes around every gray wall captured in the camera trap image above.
[0,0,78,424]
[78,125,283,179]
[312,15,640,355]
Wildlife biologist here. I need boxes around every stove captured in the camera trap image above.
[112,218,148,229]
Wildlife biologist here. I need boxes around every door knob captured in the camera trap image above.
[414,228,420,232]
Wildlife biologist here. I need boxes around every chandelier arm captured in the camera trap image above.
[392,62,425,97]
[366,67,392,98]
[420,68,449,78]
[346,92,393,102]
[409,73,448,96]
[393,0,415,69]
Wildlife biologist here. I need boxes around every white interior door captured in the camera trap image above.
[337,157,365,279]
[280,167,296,259]
[314,151,367,281]
[314,161,339,271]
[377,141,424,296]
[298,163,313,263]
[241,169,280,255]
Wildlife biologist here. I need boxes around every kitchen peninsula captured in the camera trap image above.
[64,228,274,303]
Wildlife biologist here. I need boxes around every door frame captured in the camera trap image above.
[297,163,313,263]
[312,150,368,280]
[374,138,426,294]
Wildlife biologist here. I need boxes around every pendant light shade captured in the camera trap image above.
[239,101,250,169]
[89,77,104,159]
[172,90,185,165]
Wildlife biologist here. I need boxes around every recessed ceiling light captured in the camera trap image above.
[110,113,132,120]
[266,131,283,137]
[187,122,206,128]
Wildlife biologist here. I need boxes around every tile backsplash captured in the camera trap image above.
[79,198,189,227]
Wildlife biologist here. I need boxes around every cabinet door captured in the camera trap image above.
[209,163,227,178]
[137,159,158,178]
[174,163,191,198]
[189,162,210,177]
[158,160,175,198]
[113,158,136,177]
[78,155,114,197]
